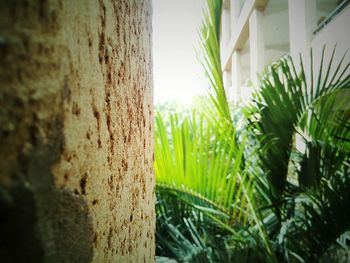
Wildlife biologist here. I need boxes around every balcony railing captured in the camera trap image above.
[313,0,350,34]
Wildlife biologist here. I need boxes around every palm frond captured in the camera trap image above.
[155,112,251,225]
[197,0,231,122]
[250,48,350,201]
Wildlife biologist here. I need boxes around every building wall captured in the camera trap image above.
[0,0,155,262]
[311,5,350,74]
[221,0,350,103]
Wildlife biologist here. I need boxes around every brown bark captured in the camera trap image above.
[0,0,154,262]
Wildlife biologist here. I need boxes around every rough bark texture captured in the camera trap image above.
[0,0,154,262]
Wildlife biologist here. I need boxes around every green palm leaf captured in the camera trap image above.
[250,48,350,201]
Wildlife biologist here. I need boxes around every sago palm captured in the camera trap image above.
[246,49,350,262]
[155,110,262,262]
[196,0,350,261]
[154,0,350,261]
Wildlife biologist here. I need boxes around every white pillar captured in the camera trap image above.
[231,0,241,33]
[223,70,232,100]
[289,0,316,154]
[223,70,232,87]
[249,9,265,86]
[288,0,316,67]
[222,8,231,45]
[231,51,241,102]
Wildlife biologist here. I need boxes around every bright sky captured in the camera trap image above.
[152,0,207,105]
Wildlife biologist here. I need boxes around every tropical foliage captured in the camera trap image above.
[155,0,350,262]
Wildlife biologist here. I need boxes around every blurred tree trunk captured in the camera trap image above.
[0,0,154,262]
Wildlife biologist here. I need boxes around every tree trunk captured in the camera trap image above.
[0,0,154,262]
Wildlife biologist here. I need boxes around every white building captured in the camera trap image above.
[220,0,350,103]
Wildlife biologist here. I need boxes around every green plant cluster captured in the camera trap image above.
[155,0,350,262]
